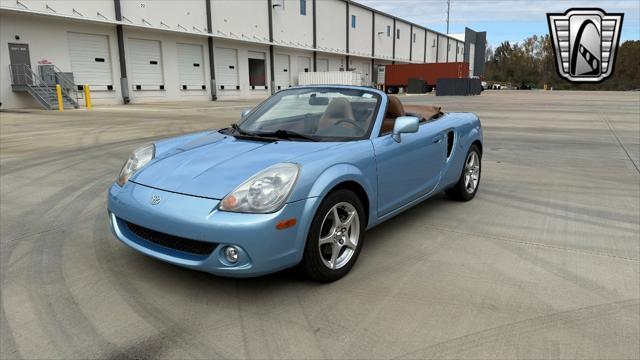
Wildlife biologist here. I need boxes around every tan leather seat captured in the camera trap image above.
[380,95,405,134]
[316,98,356,134]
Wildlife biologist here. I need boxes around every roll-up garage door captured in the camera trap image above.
[357,62,371,85]
[177,43,205,90]
[296,56,311,86]
[129,38,164,90]
[316,58,329,72]
[215,47,239,90]
[67,32,113,90]
[274,54,290,90]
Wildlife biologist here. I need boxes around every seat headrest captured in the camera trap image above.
[317,97,355,130]
[324,98,353,119]
[386,95,405,119]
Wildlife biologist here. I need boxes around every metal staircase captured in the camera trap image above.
[9,64,79,110]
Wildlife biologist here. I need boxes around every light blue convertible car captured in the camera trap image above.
[108,85,482,282]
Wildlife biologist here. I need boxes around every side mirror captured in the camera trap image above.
[240,108,252,119]
[391,116,419,143]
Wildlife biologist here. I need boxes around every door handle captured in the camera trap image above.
[433,135,444,143]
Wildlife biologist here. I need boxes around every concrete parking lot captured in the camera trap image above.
[1,90,638,359]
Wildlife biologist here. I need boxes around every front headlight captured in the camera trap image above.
[116,144,155,186]
[219,163,300,213]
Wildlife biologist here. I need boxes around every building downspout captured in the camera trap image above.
[312,0,317,71]
[268,0,275,94]
[345,1,349,70]
[392,18,396,62]
[371,11,375,58]
[423,30,427,62]
[371,10,376,85]
[409,24,413,62]
[446,37,450,62]
[205,0,217,100]
[114,0,129,104]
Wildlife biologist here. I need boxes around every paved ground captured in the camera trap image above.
[1,90,638,359]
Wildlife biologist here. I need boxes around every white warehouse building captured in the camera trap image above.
[0,0,485,109]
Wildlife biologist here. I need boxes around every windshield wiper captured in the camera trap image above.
[231,123,251,136]
[257,129,319,142]
[223,124,277,142]
[228,125,318,142]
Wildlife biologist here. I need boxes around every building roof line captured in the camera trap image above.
[346,0,464,42]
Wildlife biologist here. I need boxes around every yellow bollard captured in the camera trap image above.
[83,84,92,109]
[55,84,64,111]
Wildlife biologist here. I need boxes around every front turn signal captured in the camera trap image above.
[276,218,297,230]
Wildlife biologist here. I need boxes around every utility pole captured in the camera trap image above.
[446,0,451,34]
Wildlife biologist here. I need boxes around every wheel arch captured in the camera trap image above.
[305,164,376,228]
[471,139,483,155]
[325,181,370,226]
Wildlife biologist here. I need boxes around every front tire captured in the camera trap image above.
[300,189,365,282]
[446,145,481,201]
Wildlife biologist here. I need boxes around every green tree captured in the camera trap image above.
[484,36,639,90]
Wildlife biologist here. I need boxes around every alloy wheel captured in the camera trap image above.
[318,202,360,270]
[464,151,480,194]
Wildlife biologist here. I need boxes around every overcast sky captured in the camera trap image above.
[355,0,640,48]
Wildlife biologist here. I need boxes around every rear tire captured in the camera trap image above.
[446,145,481,201]
[300,189,365,282]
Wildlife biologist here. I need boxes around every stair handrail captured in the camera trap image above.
[9,64,52,108]
[46,64,79,104]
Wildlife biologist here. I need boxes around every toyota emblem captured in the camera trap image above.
[150,195,161,205]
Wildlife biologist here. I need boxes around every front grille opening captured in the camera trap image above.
[124,221,217,256]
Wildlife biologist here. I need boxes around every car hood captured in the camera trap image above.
[131,131,333,199]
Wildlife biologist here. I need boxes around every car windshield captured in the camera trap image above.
[238,88,381,141]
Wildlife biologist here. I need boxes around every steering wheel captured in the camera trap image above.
[334,119,365,133]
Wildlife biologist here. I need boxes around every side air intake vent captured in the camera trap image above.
[446,131,455,158]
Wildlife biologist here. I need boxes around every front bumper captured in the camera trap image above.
[108,182,319,277]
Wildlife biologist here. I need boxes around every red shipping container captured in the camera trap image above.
[384,62,470,89]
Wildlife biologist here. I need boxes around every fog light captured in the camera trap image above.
[224,246,239,263]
